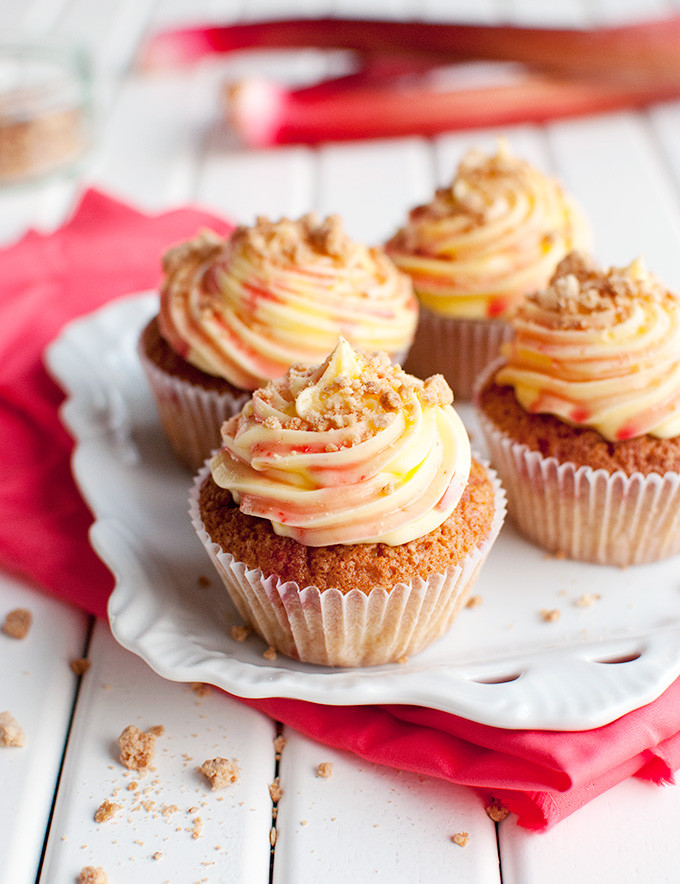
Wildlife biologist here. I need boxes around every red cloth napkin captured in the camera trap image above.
[3,188,679,832]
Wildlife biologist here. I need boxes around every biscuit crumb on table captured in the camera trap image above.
[485,800,510,822]
[576,593,601,607]
[2,608,32,639]
[0,711,25,747]
[452,832,469,846]
[199,757,240,790]
[117,725,157,773]
[77,867,107,884]
[94,799,121,823]
[540,608,561,623]
[70,658,91,675]
[316,762,333,778]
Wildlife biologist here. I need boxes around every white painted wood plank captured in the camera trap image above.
[40,619,277,884]
[273,730,501,884]
[0,575,89,884]
[500,776,680,884]
[547,113,680,291]
[316,138,434,244]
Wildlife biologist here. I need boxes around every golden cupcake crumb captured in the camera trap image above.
[452,832,469,846]
[0,711,25,747]
[199,757,240,790]
[317,762,333,779]
[2,608,32,639]
[70,658,91,675]
[77,868,107,884]
[94,800,121,823]
[540,609,561,623]
[117,725,156,774]
[486,801,509,822]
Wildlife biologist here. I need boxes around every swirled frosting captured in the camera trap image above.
[210,338,471,546]
[496,252,680,441]
[385,141,589,319]
[158,214,417,390]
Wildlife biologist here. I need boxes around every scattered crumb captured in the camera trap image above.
[117,725,157,773]
[485,800,509,822]
[69,658,91,675]
[466,595,483,609]
[551,550,566,560]
[191,817,203,840]
[148,724,165,737]
[191,683,210,697]
[269,777,283,802]
[94,800,121,823]
[270,827,277,847]
[230,625,249,642]
[273,734,286,756]
[127,781,138,791]
[197,575,212,587]
[452,832,469,847]
[576,593,601,607]
[161,804,178,817]
[540,608,561,623]
[2,608,32,639]
[317,762,333,779]
[199,757,240,790]
[301,820,308,826]
[0,711,25,747]
[152,852,162,860]
[77,867,107,884]
[396,656,409,664]
[263,646,277,661]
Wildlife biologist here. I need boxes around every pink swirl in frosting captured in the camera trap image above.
[158,214,417,389]
[210,338,472,546]
[497,252,680,440]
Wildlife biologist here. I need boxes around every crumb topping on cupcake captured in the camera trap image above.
[385,140,588,319]
[496,252,680,440]
[210,338,470,546]
[158,214,417,389]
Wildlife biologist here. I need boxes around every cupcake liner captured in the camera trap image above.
[138,342,249,471]
[475,402,680,567]
[403,307,514,399]
[189,463,506,667]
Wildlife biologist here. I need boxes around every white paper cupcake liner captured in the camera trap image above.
[475,400,680,567]
[403,307,514,400]
[138,343,250,471]
[189,463,506,667]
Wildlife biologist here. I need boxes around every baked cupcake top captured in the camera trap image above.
[384,140,588,319]
[158,214,417,390]
[210,338,471,546]
[496,252,680,441]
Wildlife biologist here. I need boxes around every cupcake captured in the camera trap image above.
[474,252,680,566]
[385,140,589,399]
[190,338,505,666]
[139,214,417,470]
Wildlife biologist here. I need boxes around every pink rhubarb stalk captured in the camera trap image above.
[139,15,680,86]
[225,70,680,147]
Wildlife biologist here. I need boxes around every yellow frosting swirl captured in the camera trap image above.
[158,215,417,390]
[496,253,680,441]
[385,141,589,319]
[210,338,471,546]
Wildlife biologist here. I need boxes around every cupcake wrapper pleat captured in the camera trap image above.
[138,343,249,471]
[189,464,506,667]
[404,308,513,399]
[476,408,680,566]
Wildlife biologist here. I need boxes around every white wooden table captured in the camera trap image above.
[3,0,680,881]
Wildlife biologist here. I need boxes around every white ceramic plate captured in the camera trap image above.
[46,293,680,731]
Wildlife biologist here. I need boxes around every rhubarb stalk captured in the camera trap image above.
[139,15,680,86]
[225,70,680,147]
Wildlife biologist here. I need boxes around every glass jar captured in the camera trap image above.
[0,37,92,185]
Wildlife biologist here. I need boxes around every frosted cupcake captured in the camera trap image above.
[475,252,680,566]
[139,214,417,470]
[190,338,505,666]
[385,141,589,399]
